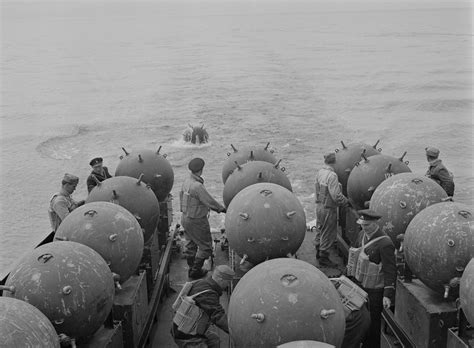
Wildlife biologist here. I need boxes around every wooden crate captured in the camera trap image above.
[112,270,148,348]
[394,278,458,348]
[78,322,124,348]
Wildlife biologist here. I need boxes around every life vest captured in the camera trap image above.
[347,235,389,289]
[180,179,208,218]
[48,193,61,232]
[315,167,338,208]
[48,193,75,232]
[172,282,213,335]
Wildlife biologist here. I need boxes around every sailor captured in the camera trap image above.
[86,157,112,193]
[314,152,350,267]
[180,158,226,279]
[351,209,396,348]
[425,146,455,197]
[49,173,85,232]
[171,265,235,348]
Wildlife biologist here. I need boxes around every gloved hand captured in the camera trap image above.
[347,198,357,208]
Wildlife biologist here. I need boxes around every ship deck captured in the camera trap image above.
[151,229,345,347]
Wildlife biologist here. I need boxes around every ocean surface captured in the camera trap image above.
[1,0,472,276]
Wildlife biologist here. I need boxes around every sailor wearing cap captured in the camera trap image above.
[48,173,85,232]
[171,264,235,347]
[314,152,350,267]
[356,209,383,225]
[425,146,455,197]
[86,157,112,193]
[180,158,226,279]
[353,209,396,348]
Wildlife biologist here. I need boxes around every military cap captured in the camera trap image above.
[188,157,205,173]
[425,147,440,158]
[89,157,103,167]
[356,209,382,224]
[63,173,79,185]
[324,152,336,164]
[213,265,235,281]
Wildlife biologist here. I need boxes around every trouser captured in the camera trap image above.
[314,205,338,252]
[342,304,371,348]
[181,215,213,260]
[172,326,220,348]
[361,288,384,348]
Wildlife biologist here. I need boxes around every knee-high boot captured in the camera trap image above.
[188,257,208,280]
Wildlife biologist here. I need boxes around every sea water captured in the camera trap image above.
[1,0,472,275]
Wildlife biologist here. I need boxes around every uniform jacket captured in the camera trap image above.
[315,165,348,208]
[172,277,228,339]
[87,166,112,193]
[49,188,80,231]
[426,159,454,196]
[355,228,397,301]
[180,173,224,218]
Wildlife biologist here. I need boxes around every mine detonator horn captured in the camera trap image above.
[155,145,168,158]
[360,152,369,163]
[136,174,144,185]
[264,142,271,150]
[0,285,16,294]
[399,151,409,165]
[230,144,238,152]
[250,313,265,323]
[121,147,129,156]
[373,139,382,152]
[340,140,347,149]
[273,159,282,169]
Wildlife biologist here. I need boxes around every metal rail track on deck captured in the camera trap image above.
[382,308,415,348]
[138,228,176,348]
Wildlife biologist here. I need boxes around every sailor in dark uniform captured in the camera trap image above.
[171,265,235,348]
[87,157,112,193]
[353,209,397,348]
[425,146,455,197]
